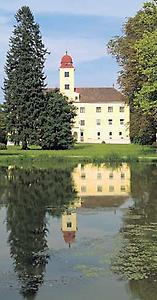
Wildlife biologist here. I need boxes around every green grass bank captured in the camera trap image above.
[0,144,156,166]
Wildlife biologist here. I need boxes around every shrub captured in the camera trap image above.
[0,143,7,150]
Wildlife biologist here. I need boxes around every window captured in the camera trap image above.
[108,119,112,125]
[81,173,86,180]
[109,185,114,192]
[97,132,101,139]
[75,96,78,100]
[97,186,102,192]
[80,120,85,126]
[119,132,122,136]
[80,131,84,141]
[96,119,101,125]
[109,132,112,139]
[121,173,125,179]
[80,107,85,113]
[65,84,70,90]
[81,164,85,170]
[81,186,86,192]
[97,173,102,179]
[67,222,72,228]
[120,119,124,125]
[64,71,69,77]
[109,172,113,179]
[121,186,126,192]
[108,106,113,113]
[96,107,101,113]
[120,106,124,113]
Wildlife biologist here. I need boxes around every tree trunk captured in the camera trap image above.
[21,138,28,150]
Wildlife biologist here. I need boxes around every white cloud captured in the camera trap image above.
[0,0,145,17]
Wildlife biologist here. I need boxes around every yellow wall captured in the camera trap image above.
[72,102,130,144]
[61,211,77,232]
[72,163,130,197]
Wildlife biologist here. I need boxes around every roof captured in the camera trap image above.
[75,87,125,103]
[62,231,76,244]
[45,87,126,104]
[60,53,74,68]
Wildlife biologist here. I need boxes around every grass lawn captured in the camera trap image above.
[0,143,156,166]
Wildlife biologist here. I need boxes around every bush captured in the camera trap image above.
[0,143,7,150]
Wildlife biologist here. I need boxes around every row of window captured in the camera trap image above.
[80,119,124,126]
[81,172,125,180]
[81,185,126,193]
[80,106,125,113]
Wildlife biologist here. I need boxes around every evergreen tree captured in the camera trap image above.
[38,91,77,150]
[3,6,47,149]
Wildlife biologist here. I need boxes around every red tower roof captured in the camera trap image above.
[60,52,74,68]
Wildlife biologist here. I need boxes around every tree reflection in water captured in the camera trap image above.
[6,166,77,298]
[112,163,157,296]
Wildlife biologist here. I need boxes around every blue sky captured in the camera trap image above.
[0,0,146,102]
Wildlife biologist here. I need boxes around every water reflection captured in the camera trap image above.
[0,162,156,300]
[5,166,77,298]
[72,163,130,212]
[112,163,157,292]
[61,163,131,248]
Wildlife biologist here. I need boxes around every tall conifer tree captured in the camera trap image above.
[4,6,47,149]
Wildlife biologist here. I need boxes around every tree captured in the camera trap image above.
[3,6,47,149]
[37,91,77,150]
[133,31,157,129]
[5,165,77,297]
[0,104,7,144]
[107,1,157,144]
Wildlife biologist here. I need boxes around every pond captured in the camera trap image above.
[0,162,157,300]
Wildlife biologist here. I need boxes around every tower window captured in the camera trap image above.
[120,119,124,125]
[65,84,70,90]
[108,119,112,125]
[119,132,122,136]
[64,71,69,77]
[67,222,72,228]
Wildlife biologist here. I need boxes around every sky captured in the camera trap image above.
[0,0,146,102]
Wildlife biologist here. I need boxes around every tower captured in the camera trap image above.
[59,51,75,100]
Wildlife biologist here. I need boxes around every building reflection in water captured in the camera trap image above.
[61,163,131,246]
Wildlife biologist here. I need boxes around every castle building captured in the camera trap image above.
[58,52,130,144]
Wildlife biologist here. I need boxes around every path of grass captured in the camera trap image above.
[0,144,156,166]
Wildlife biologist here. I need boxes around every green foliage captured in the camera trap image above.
[107,1,157,144]
[38,91,77,150]
[112,163,157,281]
[0,104,7,144]
[3,6,47,149]
[130,111,156,144]
[0,144,7,150]
[5,166,77,296]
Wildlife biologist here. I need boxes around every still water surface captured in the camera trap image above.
[0,162,157,300]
